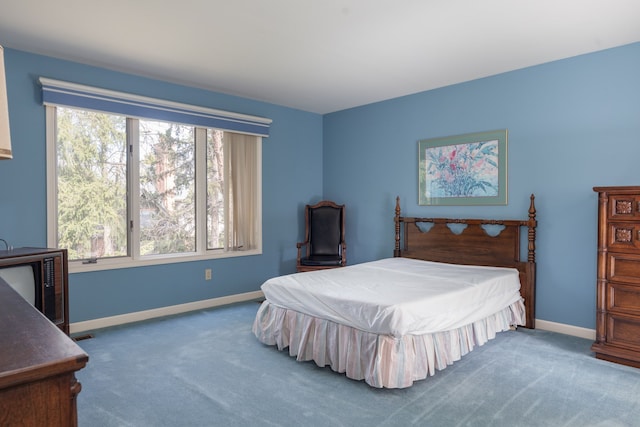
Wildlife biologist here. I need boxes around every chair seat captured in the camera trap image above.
[300,255,343,266]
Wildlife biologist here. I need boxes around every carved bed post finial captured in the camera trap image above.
[528,194,537,263]
[394,196,401,257]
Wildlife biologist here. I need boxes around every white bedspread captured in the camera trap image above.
[261,257,523,336]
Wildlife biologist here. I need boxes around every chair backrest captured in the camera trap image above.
[308,202,344,256]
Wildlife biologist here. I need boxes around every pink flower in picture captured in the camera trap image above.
[423,139,499,198]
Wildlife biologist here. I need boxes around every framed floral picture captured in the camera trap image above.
[418,129,507,205]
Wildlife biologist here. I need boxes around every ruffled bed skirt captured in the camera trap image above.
[252,299,526,388]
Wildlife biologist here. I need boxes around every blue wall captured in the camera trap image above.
[324,42,640,330]
[0,49,323,322]
[3,43,639,329]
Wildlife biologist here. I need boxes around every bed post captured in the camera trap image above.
[526,194,537,328]
[394,196,401,257]
[527,194,537,263]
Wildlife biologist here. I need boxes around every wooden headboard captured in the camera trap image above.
[393,195,537,329]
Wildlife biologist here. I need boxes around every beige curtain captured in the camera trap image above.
[224,132,259,250]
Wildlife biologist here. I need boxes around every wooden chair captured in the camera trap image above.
[296,201,346,272]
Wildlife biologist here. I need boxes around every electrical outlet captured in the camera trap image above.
[205,268,212,280]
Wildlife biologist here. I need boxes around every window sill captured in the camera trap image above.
[68,248,262,274]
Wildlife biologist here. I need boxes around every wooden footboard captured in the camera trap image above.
[393,195,537,328]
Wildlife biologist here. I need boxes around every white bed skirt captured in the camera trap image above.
[252,299,526,388]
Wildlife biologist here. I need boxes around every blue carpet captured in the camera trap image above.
[76,302,640,426]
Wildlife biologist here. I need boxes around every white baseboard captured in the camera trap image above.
[535,318,596,340]
[71,297,596,341]
[69,290,264,335]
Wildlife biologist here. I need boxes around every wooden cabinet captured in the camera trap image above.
[0,277,88,426]
[592,186,640,367]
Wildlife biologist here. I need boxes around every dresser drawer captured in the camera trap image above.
[608,282,640,314]
[606,314,640,350]
[607,223,640,253]
[608,194,640,220]
[608,253,640,283]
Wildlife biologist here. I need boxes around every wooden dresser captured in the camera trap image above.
[0,277,88,426]
[592,186,640,368]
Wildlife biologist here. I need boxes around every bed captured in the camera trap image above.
[252,195,537,388]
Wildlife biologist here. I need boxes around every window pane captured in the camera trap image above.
[56,107,128,260]
[139,120,196,255]
[207,129,225,249]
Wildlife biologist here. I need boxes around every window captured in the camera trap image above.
[43,78,270,271]
[137,119,196,256]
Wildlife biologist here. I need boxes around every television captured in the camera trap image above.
[0,247,69,334]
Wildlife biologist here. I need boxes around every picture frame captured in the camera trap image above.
[418,129,507,206]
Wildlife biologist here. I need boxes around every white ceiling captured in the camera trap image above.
[1,0,639,114]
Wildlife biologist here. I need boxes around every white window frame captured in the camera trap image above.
[45,101,265,274]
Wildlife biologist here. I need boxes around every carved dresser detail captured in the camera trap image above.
[592,186,640,368]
